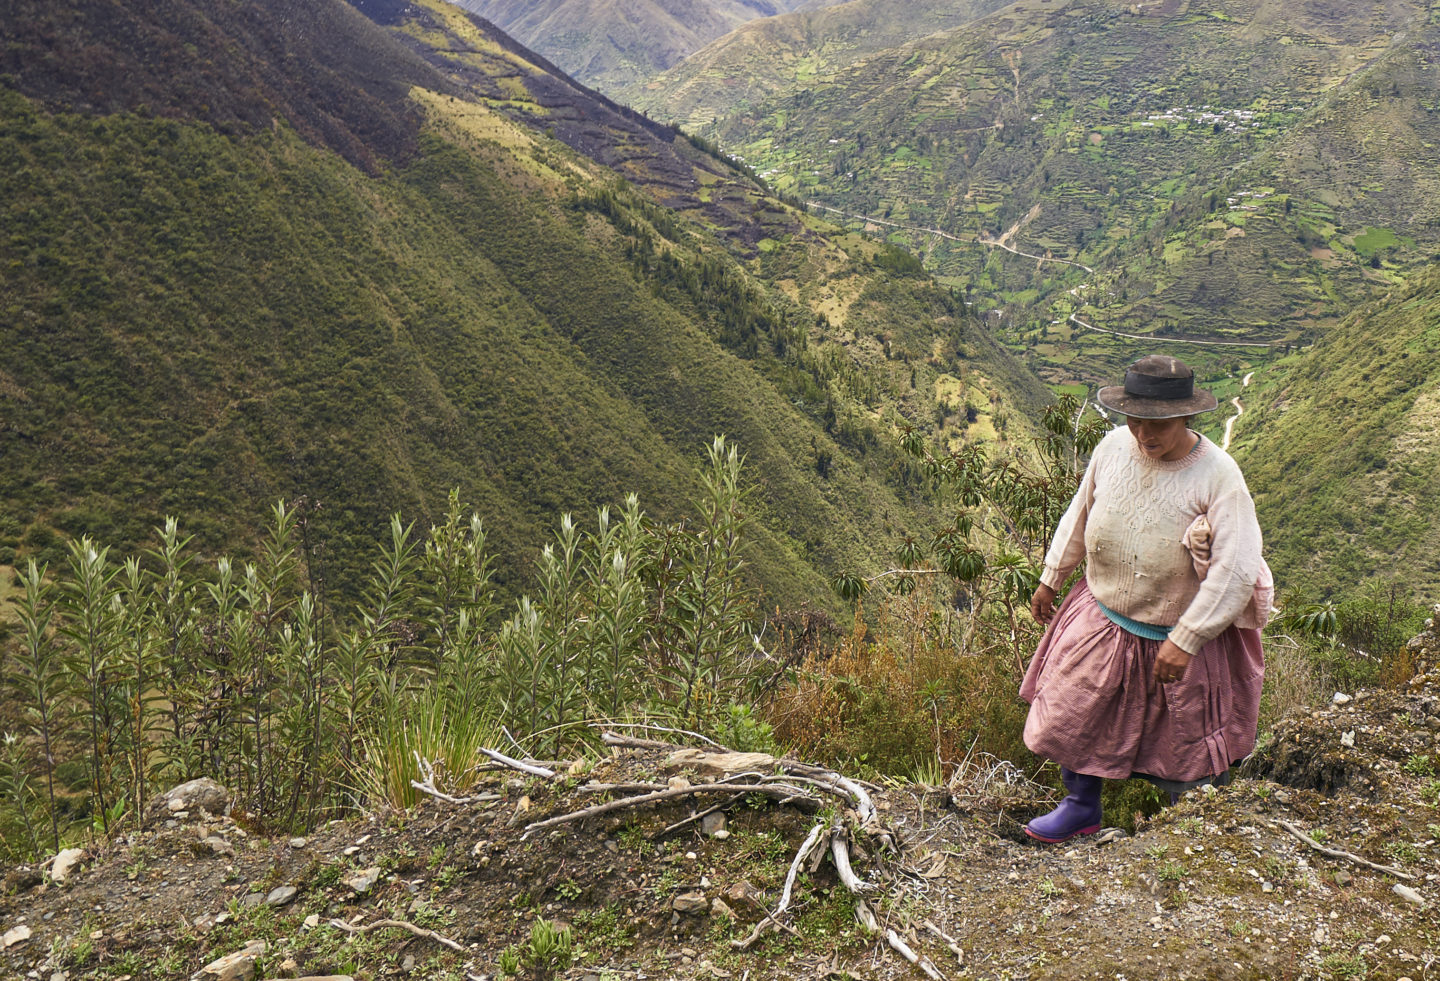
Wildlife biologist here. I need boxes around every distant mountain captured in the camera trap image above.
[645,0,1440,385]
[0,0,1046,610]
[447,0,843,98]
[633,0,1015,130]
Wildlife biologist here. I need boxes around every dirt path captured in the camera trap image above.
[1069,312,1273,349]
[805,201,1094,273]
[1222,370,1255,451]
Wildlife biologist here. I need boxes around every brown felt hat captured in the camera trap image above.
[1096,355,1218,419]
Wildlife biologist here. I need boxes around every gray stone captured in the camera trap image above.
[288,838,307,849]
[2,925,31,949]
[710,898,735,919]
[343,867,381,895]
[672,891,709,915]
[201,940,266,981]
[199,837,235,858]
[50,848,85,883]
[1393,884,1426,906]
[700,812,727,836]
[152,777,231,820]
[265,886,298,907]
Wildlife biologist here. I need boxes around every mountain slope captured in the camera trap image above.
[445,0,841,97]
[1234,263,1440,593]
[0,0,1046,610]
[647,0,1440,384]
[633,0,1016,130]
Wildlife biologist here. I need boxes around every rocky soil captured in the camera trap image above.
[3,621,1439,981]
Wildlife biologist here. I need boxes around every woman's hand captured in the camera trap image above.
[1155,638,1192,684]
[1030,584,1057,624]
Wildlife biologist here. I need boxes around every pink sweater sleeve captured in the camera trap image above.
[1039,448,1099,591]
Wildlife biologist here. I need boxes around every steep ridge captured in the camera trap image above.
[446,0,841,97]
[0,0,1046,609]
[1235,263,1440,592]
[633,0,1016,130]
[645,0,1440,384]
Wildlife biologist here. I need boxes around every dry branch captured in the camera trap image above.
[479,748,556,779]
[410,754,501,805]
[885,928,945,980]
[1276,820,1413,880]
[733,821,826,949]
[328,917,465,952]
[522,781,819,837]
[830,825,874,893]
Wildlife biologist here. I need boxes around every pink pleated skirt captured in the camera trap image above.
[1020,579,1265,787]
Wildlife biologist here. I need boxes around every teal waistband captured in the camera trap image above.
[1095,598,1172,641]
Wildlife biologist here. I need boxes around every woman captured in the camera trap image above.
[1020,355,1269,843]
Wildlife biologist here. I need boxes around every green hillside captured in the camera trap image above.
[1234,264,1440,594]
[630,0,1013,124]
[0,0,1046,612]
[645,0,1440,386]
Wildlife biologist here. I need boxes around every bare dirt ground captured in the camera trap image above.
[4,625,1439,981]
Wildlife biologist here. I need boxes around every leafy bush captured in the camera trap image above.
[0,438,762,861]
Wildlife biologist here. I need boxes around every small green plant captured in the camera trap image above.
[1037,878,1061,898]
[433,865,462,890]
[1404,754,1435,778]
[651,867,682,898]
[1384,840,1420,865]
[1145,843,1169,860]
[1423,780,1440,807]
[1319,952,1368,979]
[1156,861,1187,882]
[555,878,583,900]
[496,947,521,976]
[523,918,573,972]
[1228,919,1250,937]
[1309,827,1329,844]
[428,843,448,869]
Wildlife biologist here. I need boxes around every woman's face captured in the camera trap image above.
[1126,415,1195,461]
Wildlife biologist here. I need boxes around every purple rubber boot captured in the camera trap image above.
[1024,767,1102,843]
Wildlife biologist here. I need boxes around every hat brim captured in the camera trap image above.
[1096,385,1218,419]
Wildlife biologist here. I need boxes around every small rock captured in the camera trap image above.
[685,851,697,861]
[1341,731,1356,748]
[277,957,299,978]
[672,891,709,915]
[401,954,416,972]
[710,898,735,919]
[343,867,382,895]
[723,881,761,905]
[1334,871,1353,887]
[1393,884,1426,906]
[667,776,692,791]
[341,846,360,857]
[200,837,235,858]
[265,885,298,907]
[151,777,231,820]
[241,893,264,908]
[289,838,307,849]
[700,812,727,836]
[711,829,729,840]
[259,977,354,981]
[1333,692,1352,705]
[303,914,320,930]
[200,940,266,981]
[3,925,31,949]
[1261,881,1274,893]
[50,848,85,883]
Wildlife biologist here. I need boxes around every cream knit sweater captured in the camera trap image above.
[1039,426,1265,655]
